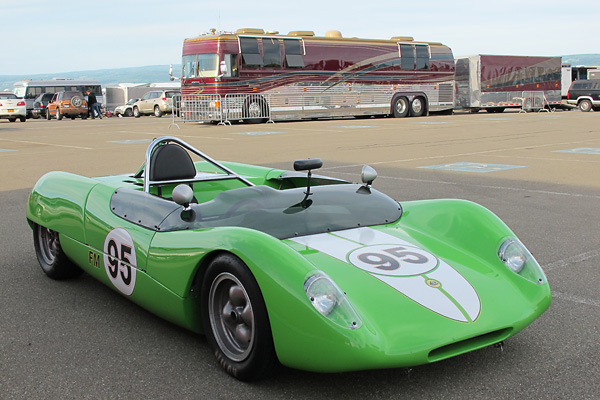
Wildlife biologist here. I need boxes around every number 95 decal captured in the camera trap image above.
[348,244,438,277]
[103,228,137,296]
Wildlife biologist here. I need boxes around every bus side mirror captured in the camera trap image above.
[220,61,228,76]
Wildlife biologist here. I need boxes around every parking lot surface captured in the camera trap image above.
[1,110,599,399]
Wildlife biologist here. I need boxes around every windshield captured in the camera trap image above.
[182,54,219,78]
[111,184,402,239]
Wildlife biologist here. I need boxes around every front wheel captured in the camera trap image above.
[201,253,278,381]
[579,99,592,112]
[56,108,63,120]
[33,224,82,280]
[243,95,268,124]
[124,108,133,117]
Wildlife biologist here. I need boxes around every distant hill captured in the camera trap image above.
[0,65,181,92]
[561,54,600,66]
[2,54,599,92]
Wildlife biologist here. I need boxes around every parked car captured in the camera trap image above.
[0,92,27,122]
[114,99,137,117]
[132,90,179,117]
[31,93,55,119]
[566,79,600,112]
[46,91,89,120]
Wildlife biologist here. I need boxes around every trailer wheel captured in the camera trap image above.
[409,97,426,117]
[392,96,409,118]
[578,99,592,112]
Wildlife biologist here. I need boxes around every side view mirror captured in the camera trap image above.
[220,60,228,75]
[361,165,377,186]
[173,184,194,210]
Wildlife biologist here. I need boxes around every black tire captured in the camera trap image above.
[46,109,52,120]
[8,117,16,122]
[124,108,133,117]
[19,116,26,122]
[33,224,83,280]
[201,253,278,381]
[133,106,141,118]
[392,96,409,118]
[56,108,63,120]
[409,96,426,117]
[243,95,268,124]
[154,106,163,117]
[579,99,592,112]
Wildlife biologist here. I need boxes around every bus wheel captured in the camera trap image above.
[392,96,409,118]
[409,97,425,117]
[243,95,268,124]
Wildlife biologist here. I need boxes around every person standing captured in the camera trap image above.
[87,90,102,119]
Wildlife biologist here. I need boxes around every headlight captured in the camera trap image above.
[498,238,547,284]
[304,273,362,329]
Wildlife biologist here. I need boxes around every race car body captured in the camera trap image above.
[27,136,551,380]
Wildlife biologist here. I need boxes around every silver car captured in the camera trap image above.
[132,90,179,117]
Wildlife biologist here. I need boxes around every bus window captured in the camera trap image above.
[182,54,198,78]
[416,45,430,70]
[400,44,415,70]
[224,54,239,77]
[283,39,304,68]
[263,38,281,68]
[240,37,262,67]
[198,54,219,76]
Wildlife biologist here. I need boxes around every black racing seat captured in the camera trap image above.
[149,143,196,182]
[148,143,197,200]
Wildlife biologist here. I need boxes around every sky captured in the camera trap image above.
[1,0,598,76]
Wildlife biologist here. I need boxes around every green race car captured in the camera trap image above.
[27,136,551,381]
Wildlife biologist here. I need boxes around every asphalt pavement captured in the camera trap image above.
[1,110,599,399]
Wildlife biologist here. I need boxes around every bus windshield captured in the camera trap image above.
[182,54,219,78]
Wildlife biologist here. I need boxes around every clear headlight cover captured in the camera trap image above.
[498,238,547,284]
[304,273,362,329]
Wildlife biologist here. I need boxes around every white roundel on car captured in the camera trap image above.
[348,244,438,276]
[103,228,137,296]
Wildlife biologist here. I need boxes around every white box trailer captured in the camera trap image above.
[455,55,562,112]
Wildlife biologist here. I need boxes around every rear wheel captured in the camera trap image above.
[33,224,82,280]
[201,253,278,381]
[409,97,426,117]
[133,106,141,118]
[8,117,16,122]
[154,105,163,117]
[46,109,52,120]
[579,99,592,112]
[19,116,26,122]
[56,108,63,120]
[392,96,409,118]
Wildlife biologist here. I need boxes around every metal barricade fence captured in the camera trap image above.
[223,93,272,123]
[171,94,223,125]
[520,91,549,113]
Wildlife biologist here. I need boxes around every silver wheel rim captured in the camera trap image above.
[208,272,255,362]
[248,102,262,118]
[38,227,58,265]
[412,98,423,114]
[395,98,407,114]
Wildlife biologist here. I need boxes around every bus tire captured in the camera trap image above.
[409,97,426,117]
[392,96,409,118]
[243,95,268,124]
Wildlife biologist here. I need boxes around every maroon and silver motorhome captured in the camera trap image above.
[177,28,455,122]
